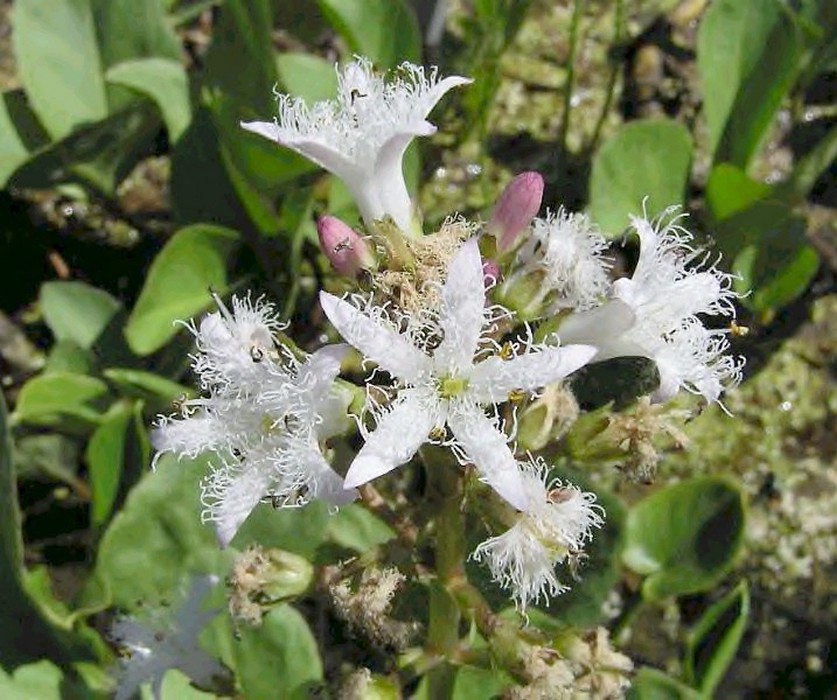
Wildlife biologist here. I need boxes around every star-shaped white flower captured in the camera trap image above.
[152,296,356,547]
[112,575,225,700]
[559,208,743,404]
[472,458,603,611]
[320,239,596,510]
[241,57,470,233]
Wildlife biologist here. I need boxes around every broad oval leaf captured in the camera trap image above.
[316,0,421,67]
[589,119,692,235]
[40,281,122,350]
[684,581,749,696]
[124,224,241,355]
[12,372,110,433]
[106,58,191,142]
[233,605,323,700]
[12,0,108,139]
[88,453,231,608]
[622,477,745,601]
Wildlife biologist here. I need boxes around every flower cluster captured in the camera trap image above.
[152,56,744,618]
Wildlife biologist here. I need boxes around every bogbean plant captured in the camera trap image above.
[113,58,743,699]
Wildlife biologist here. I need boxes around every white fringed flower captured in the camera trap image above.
[320,238,596,510]
[559,207,743,404]
[242,57,471,233]
[505,208,611,312]
[152,295,355,547]
[112,575,225,700]
[472,459,603,611]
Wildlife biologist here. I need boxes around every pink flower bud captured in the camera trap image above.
[317,216,375,277]
[482,259,501,289]
[488,171,544,252]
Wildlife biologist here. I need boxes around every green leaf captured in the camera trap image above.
[324,504,395,553]
[13,0,108,139]
[275,52,339,103]
[316,0,421,67]
[0,661,89,700]
[44,340,96,376]
[589,119,692,235]
[232,503,331,558]
[627,667,703,700]
[622,477,745,601]
[203,0,276,112]
[451,665,511,699]
[705,164,772,222]
[0,393,24,592]
[124,224,241,355]
[86,400,150,525]
[0,92,31,186]
[12,434,82,486]
[102,368,192,414]
[684,581,749,696]
[698,0,804,167]
[40,281,122,350]
[212,91,316,198]
[170,108,253,229]
[12,372,110,432]
[733,221,819,319]
[106,58,191,142]
[87,454,230,609]
[712,194,818,318]
[233,604,323,700]
[0,395,72,667]
[10,103,161,196]
[90,0,181,69]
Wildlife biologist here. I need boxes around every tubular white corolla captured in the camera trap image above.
[242,57,471,234]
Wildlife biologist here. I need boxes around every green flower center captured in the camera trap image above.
[438,375,469,399]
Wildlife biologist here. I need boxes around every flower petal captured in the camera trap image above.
[369,129,431,231]
[240,119,280,142]
[468,344,597,403]
[203,460,272,548]
[448,403,527,510]
[434,238,486,373]
[299,344,347,403]
[344,389,438,489]
[319,292,430,382]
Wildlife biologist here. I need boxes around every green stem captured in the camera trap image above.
[612,588,644,644]
[588,0,624,154]
[558,0,585,154]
